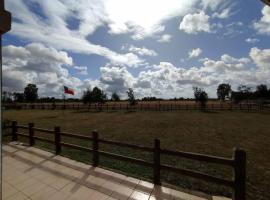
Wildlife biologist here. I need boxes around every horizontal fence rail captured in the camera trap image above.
[3,121,246,200]
[3,102,269,112]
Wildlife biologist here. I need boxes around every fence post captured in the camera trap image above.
[29,123,35,146]
[153,139,161,185]
[54,126,61,154]
[11,121,18,141]
[92,130,99,167]
[233,148,246,200]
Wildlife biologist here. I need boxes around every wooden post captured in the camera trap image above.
[153,139,161,185]
[233,148,246,200]
[29,123,35,146]
[11,121,18,141]
[54,126,61,154]
[92,130,99,167]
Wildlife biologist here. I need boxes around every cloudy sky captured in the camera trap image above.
[2,0,270,98]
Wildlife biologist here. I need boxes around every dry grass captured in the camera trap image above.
[3,109,270,200]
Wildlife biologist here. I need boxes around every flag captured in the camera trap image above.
[64,86,74,95]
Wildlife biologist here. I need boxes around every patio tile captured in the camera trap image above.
[129,190,150,200]
[80,174,108,190]
[150,185,172,200]
[4,191,29,200]
[88,190,110,200]
[2,183,19,199]
[29,185,58,200]
[212,197,232,200]
[20,181,48,197]
[134,180,154,194]
[47,191,73,200]
[60,182,96,200]
[110,183,134,200]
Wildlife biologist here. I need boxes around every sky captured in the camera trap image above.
[2,0,270,99]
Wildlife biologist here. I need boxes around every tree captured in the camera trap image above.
[24,84,38,102]
[81,87,107,104]
[82,88,92,104]
[111,92,120,101]
[255,84,268,98]
[217,83,231,101]
[2,91,12,103]
[91,87,107,103]
[231,85,253,104]
[193,87,208,110]
[126,88,137,106]
[13,92,24,102]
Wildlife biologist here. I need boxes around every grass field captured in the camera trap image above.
[3,109,270,200]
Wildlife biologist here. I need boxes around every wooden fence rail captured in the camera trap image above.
[4,121,246,200]
[3,102,269,112]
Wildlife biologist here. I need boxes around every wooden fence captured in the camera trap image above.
[3,121,246,200]
[3,102,269,112]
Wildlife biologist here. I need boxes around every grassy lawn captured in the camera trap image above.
[3,109,270,200]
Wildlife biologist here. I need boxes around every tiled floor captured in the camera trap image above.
[2,143,231,200]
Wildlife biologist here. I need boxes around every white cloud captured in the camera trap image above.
[179,11,211,34]
[212,8,231,19]
[100,64,135,95]
[74,66,88,75]
[2,43,87,97]
[157,34,172,43]
[200,0,226,11]
[4,43,270,98]
[105,0,197,39]
[188,48,202,58]
[202,55,250,73]
[7,0,231,46]
[221,54,250,64]
[253,6,270,35]
[99,48,270,98]
[250,47,270,69]
[222,22,243,37]
[6,0,143,67]
[123,45,157,57]
[245,38,259,44]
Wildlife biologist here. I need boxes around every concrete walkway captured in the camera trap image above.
[2,143,230,200]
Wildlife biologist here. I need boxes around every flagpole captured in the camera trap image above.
[63,89,66,109]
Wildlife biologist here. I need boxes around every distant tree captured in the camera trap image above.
[13,92,24,102]
[193,87,208,110]
[238,85,252,93]
[82,87,107,105]
[24,84,38,102]
[141,96,159,101]
[111,92,120,101]
[82,88,92,104]
[126,88,137,106]
[231,85,253,104]
[255,84,268,98]
[39,97,57,103]
[2,91,12,103]
[217,83,231,101]
[91,87,107,103]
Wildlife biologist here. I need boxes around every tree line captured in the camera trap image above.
[3,83,270,106]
